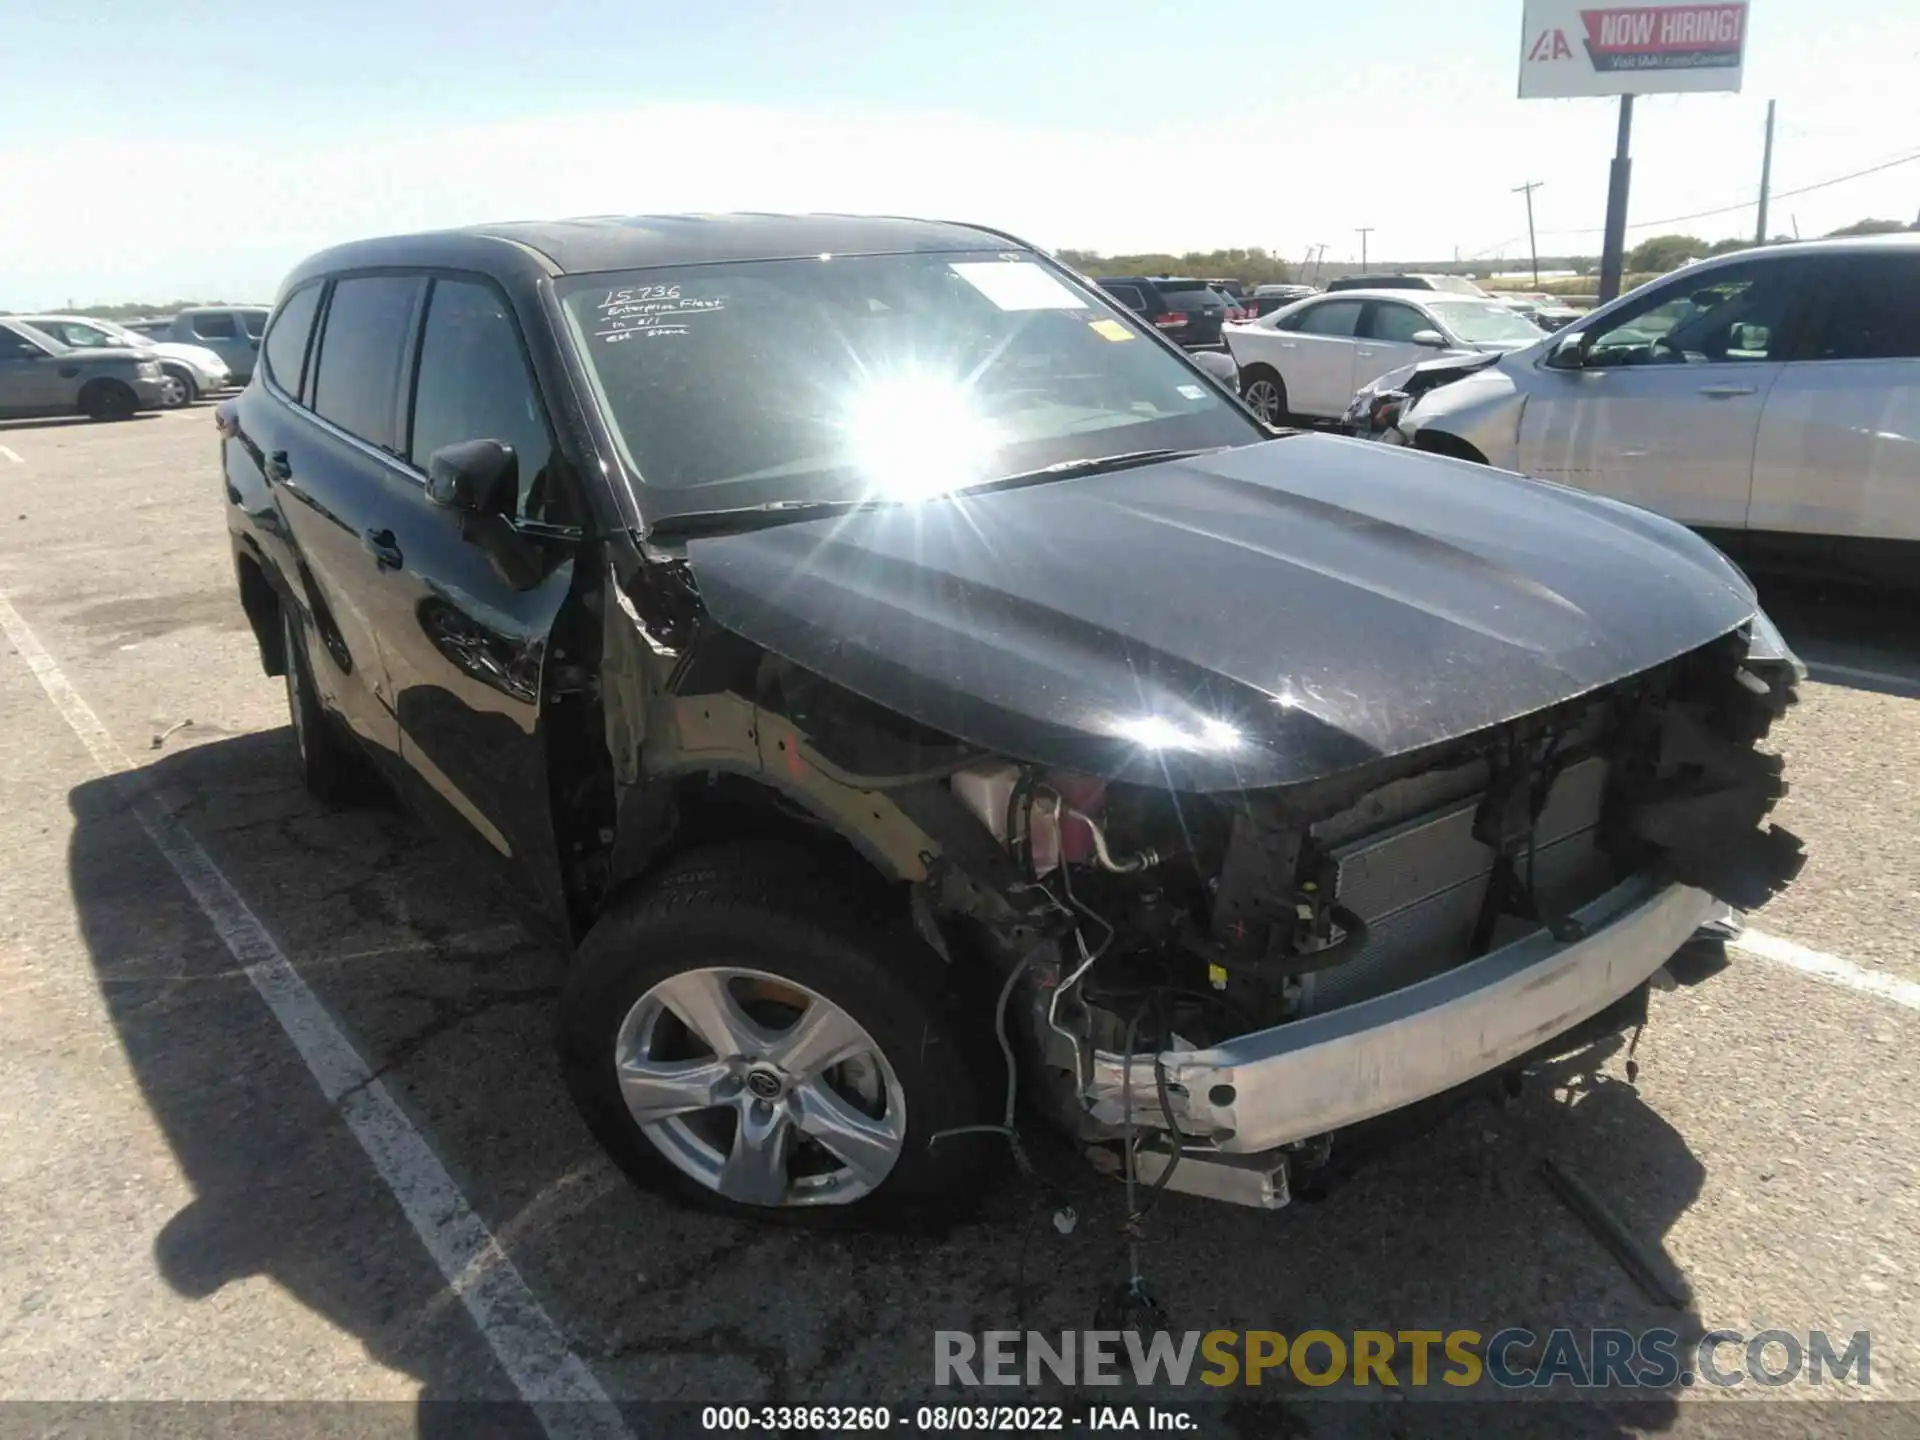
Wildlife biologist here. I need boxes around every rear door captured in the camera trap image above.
[179,310,256,380]
[270,274,426,757]
[1749,251,1920,545]
[368,273,583,919]
[1515,259,1810,529]
[1269,298,1365,417]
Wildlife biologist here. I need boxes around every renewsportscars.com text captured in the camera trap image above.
[935,1328,1870,1390]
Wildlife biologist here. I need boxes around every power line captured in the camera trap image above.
[1536,147,1920,237]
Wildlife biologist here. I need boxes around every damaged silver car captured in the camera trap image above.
[222,213,1804,1225]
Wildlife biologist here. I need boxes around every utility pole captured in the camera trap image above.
[1356,227,1373,269]
[1754,99,1776,245]
[1513,181,1544,286]
[1596,94,1635,305]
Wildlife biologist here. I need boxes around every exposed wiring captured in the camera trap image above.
[927,949,1051,1189]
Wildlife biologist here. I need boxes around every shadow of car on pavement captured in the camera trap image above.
[68,726,1712,1435]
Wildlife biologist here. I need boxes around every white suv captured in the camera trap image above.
[1350,235,1920,583]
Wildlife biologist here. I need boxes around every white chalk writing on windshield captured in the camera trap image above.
[594,285,727,343]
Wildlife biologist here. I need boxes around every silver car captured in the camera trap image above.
[148,306,271,382]
[1347,234,1920,585]
[0,319,168,421]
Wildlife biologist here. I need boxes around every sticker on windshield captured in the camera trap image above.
[591,284,727,343]
[1176,384,1206,400]
[1088,318,1134,342]
[950,262,1088,312]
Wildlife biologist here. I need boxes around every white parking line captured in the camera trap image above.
[1806,661,1920,694]
[1732,926,1920,1011]
[0,445,23,466]
[0,587,630,1440]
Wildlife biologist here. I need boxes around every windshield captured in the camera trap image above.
[1425,300,1545,345]
[26,319,119,349]
[93,319,153,346]
[558,251,1260,518]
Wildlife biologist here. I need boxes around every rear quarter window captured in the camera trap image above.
[262,284,324,398]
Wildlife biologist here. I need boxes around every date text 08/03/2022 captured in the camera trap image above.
[700,1405,1194,1432]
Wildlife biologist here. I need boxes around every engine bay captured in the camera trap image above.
[934,629,1804,1161]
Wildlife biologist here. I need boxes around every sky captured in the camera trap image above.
[2,0,1917,309]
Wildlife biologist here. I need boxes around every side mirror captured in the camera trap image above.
[1546,331,1589,369]
[426,439,518,515]
[1409,329,1448,348]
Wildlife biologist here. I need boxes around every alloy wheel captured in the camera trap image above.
[156,373,188,408]
[614,967,906,1207]
[1244,377,1283,422]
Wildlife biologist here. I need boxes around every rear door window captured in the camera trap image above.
[311,275,425,452]
[240,310,268,339]
[262,283,324,399]
[1281,300,1364,337]
[1802,255,1920,361]
[191,312,238,339]
[407,278,556,519]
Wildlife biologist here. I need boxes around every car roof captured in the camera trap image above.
[1288,289,1461,304]
[291,213,1028,287]
[1683,232,1920,269]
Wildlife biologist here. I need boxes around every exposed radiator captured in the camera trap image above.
[1298,757,1615,1015]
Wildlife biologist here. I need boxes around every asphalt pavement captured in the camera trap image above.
[1,407,1916,1436]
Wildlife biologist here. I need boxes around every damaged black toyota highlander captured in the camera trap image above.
[221,214,1804,1222]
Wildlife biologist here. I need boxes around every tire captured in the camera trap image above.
[1240,366,1288,424]
[559,844,995,1229]
[158,365,198,407]
[80,379,137,422]
[281,604,371,804]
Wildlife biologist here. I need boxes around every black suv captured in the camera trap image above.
[222,213,1801,1224]
[1094,276,1233,348]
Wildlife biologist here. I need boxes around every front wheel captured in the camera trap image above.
[559,845,994,1227]
[157,366,198,407]
[80,379,137,421]
[1240,366,1288,424]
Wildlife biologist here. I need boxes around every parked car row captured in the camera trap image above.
[1092,268,1581,353]
[0,305,263,422]
[1226,288,1546,422]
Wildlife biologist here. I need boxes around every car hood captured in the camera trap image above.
[684,436,1759,794]
[149,341,228,372]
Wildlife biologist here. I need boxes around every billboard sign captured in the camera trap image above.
[1520,1,1748,97]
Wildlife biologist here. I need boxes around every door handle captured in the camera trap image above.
[1698,384,1757,398]
[265,450,291,482]
[363,527,404,571]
